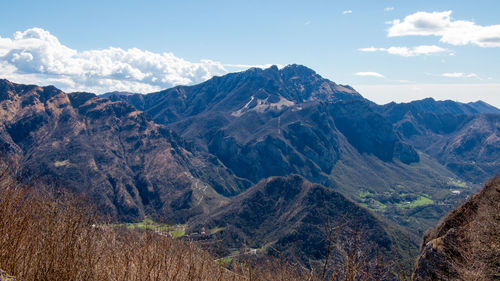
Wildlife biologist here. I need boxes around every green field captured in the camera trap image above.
[396,196,434,209]
[215,257,233,267]
[170,229,186,238]
[448,178,467,188]
[110,218,186,238]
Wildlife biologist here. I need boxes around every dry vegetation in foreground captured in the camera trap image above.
[0,163,407,281]
[412,174,500,280]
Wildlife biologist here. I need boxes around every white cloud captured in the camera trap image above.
[0,27,234,94]
[442,72,478,78]
[354,72,385,78]
[384,7,394,12]
[358,47,379,52]
[358,45,448,56]
[388,11,500,47]
[342,10,352,15]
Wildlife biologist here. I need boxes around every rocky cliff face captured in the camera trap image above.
[0,79,248,222]
[412,175,500,280]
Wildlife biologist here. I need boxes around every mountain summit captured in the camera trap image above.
[108,64,363,124]
[110,65,420,186]
[108,65,500,233]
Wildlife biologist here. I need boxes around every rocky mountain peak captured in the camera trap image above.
[205,64,362,105]
[279,64,318,80]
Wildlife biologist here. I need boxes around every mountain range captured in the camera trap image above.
[1,64,499,269]
[108,64,499,233]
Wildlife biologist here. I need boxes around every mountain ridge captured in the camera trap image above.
[379,97,500,116]
[106,65,499,233]
[0,79,249,222]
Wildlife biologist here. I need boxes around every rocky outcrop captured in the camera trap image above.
[412,175,500,280]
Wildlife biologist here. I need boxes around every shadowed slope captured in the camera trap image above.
[377,99,500,183]
[190,175,418,268]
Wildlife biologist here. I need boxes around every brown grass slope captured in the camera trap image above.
[412,174,500,280]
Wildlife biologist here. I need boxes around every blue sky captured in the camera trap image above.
[1,0,499,106]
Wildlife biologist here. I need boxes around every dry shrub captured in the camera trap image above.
[447,177,500,280]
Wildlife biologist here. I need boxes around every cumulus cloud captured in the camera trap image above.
[358,45,449,56]
[387,11,500,47]
[442,72,478,78]
[354,72,385,78]
[342,10,352,15]
[0,28,231,94]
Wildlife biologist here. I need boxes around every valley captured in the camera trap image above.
[0,65,499,278]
